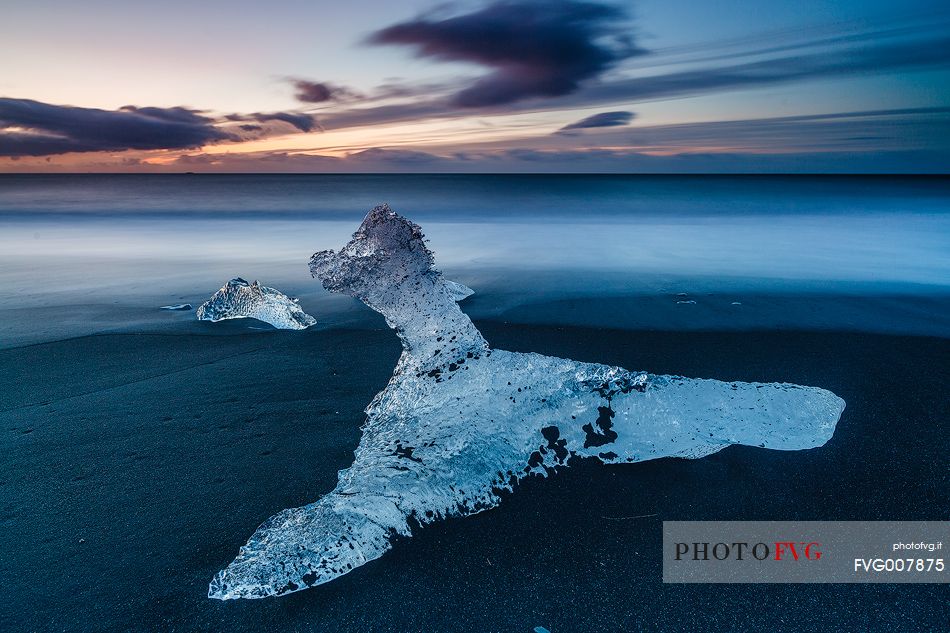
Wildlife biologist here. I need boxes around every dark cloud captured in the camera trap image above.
[559,110,633,132]
[250,111,316,132]
[368,0,641,107]
[291,80,361,103]
[116,105,213,124]
[293,80,335,103]
[0,98,320,157]
[224,111,318,133]
[318,29,950,132]
[0,98,233,157]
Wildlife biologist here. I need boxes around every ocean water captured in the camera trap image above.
[0,174,948,346]
[2,175,949,632]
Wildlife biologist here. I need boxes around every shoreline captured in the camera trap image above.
[1,288,948,351]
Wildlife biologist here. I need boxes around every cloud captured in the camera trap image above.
[291,80,361,103]
[559,110,633,132]
[347,147,440,164]
[247,111,316,132]
[220,110,320,136]
[622,107,950,152]
[146,145,949,174]
[293,80,335,103]
[461,106,950,156]
[368,0,641,107]
[173,151,341,169]
[0,98,233,157]
[165,147,442,172]
[0,98,320,157]
[317,27,950,132]
[579,35,950,105]
[316,99,452,131]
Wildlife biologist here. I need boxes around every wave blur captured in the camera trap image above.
[0,174,947,346]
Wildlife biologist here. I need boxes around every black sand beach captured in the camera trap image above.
[2,314,947,632]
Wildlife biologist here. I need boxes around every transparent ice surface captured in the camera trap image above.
[209,206,845,599]
[196,278,316,330]
[444,280,474,302]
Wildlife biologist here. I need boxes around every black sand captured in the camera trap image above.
[1,320,947,632]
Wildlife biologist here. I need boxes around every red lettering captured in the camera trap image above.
[774,541,799,561]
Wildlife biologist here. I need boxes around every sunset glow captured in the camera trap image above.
[1,0,948,172]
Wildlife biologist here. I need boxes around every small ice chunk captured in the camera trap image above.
[676,300,697,305]
[731,301,742,305]
[444,280,474,302]
[160,303,193,311]
[196,278,315,330]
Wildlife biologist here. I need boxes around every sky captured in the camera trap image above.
[1,0,949,173]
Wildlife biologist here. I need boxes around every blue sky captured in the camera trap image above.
[1,0,948,171]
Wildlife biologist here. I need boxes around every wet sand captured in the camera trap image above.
[1,319,947,632]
